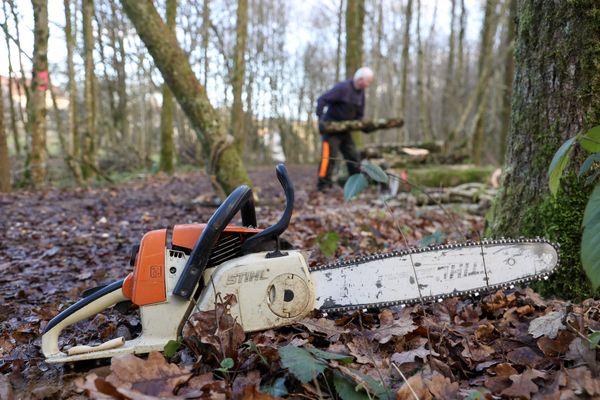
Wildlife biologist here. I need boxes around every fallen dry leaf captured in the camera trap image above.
[106,352,192,398]
[428,373,459,400]
[528,309,566,339]
[395,373,432,400]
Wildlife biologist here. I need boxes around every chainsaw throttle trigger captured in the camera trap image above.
[173,184,255,299]
[242,164,294,253]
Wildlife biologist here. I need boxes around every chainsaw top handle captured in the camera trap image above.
[173,184,255,299]
[241,164,294,253]
[173,164,294,300]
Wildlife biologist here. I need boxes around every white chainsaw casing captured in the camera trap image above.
[195,250,315,332]
[43,249,314,363]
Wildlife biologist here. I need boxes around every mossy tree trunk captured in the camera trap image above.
[159,0,176,174]
[231,0,248,153]
[121,0,251,195]
[491,1,600,300]
[29,0,49,188]
[0,69,10,192]
[345,0,364,149]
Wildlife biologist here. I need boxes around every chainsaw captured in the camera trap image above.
[41,164,560,363]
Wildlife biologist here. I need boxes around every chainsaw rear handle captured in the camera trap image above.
[173,184,255,299]
[42,279,127,357]
[241,164,294,253]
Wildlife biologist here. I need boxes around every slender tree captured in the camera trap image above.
[399,0,413,142]
[159,0,176,173]
[29,0,49,187]
[442,0,456,129]
[344,0,364,78]
[120,0,251,195]
[82,0,97,179]
[64,0,82,180]
[499,0,516,162]
[201,0,210,88]
[344,0,364,148]
[491,1,600,299]
[471,0,498,165]
[231,0,248,152]
[0,74,10,192]
[334,0,344,83]
[1,6,21,156]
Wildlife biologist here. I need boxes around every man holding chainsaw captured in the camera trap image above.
[316,67,375,192]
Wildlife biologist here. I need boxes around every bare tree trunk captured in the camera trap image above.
[201,0,210,88]
[1,9,21,156]
[159,0,176,173]
[5,36,21,156]
[82,0,97,179]
[0,69,10,192]
[399,0,413,142]
[442,0,456,130]
[109,0,129,143]
[334,0,344,83]
[231,0,248,152]
[29,0,49,187]
[499,0,516,162]
[120,0,251,195]
[456,0,466,101]
[344,0,364,79]
[471,0,499,165]
[416,0,430,142]
[64,0,82,181]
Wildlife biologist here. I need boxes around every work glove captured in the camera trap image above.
[318,120,327,134]
[362,124,377,134]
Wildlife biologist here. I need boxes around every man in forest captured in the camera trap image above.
[316,67,374,192]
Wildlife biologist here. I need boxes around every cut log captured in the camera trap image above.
[322,118,404,134]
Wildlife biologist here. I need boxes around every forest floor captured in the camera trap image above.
[0,165,599,399]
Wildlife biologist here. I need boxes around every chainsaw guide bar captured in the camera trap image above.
[311,238,559,313]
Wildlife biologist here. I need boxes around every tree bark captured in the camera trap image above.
[335,0,344,83]
[201,0,210,88]
[322,118,404,134]
[344,0,364,149]
[399,0,413,142]
[29,0,49,187]
[231,0,248,152]
[499,0,516,162]
[442,0,456,129]
[1,9,21,156]
[159,0,176,173]
[456,0,466,101]
[491,1,600,299]
[120,0,251,195]
[64,0,82,180]
[0,68,10,192]
[82,0,97,179]
[471,0,498,165]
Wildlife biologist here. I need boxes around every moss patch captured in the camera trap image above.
[521,175,599,301]
[402,165,496,188]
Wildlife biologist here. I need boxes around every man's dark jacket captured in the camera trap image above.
[316,79,365,122]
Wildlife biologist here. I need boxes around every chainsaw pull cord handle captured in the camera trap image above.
[173,185,255,299]
[241,163,294,253]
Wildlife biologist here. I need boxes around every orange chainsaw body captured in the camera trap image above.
[124,225,262,306]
